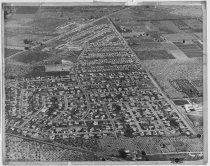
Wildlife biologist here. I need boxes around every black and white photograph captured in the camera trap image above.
[1,0,207,165]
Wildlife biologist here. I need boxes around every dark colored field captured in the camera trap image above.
[4,48,22,58]
[169,79,201,98]
[12,51,51,64]
[173,99,189,105]
[15,6,39,14]
[134,50,175,60]
[173,42,203,58]
[23,70,70,79]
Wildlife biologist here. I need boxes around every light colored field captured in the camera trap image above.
[144,21,159,31]
[99,135,203,156]
[5,14,34,31]
[163,33,199,42]
[161,42,180,50]
[183,19,203,31]
[165,5,202,18]
[139,58,203,99]
[167,49,189,60]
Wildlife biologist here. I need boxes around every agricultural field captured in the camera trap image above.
[194,33,203,41]
[12,51,51,64]
[183,19,203,32]
[134,50,175,60]
[190,97,203,104]
[172,20,192,33]
[130,42,165,51]
[162,33,199,42]
[165,5,202,18]
[151,20,183,34]
[15,6,39,14]
[4,48,22,58]
[173,41,203,58]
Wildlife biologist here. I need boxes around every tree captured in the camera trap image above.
[124,125,134,138]
[141,151,146,156]
[4,6,14,19]
[169,119,179,129]
[118,148,127,159]
[89,15,94,19]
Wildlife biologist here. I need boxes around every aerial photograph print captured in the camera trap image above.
[2,1,207,165]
